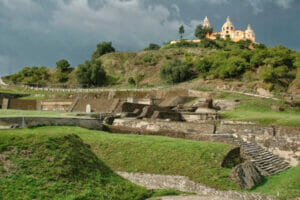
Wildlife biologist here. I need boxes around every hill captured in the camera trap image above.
[3,39,300,94]
[0,132,151,200]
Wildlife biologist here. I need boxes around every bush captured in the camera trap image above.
[128,77,136,86]
[76,60,106,87]
[200,39,220,49]
[8,66,49,86]
[196,58,212,73]
[91,42,115,60]
[141,54,159,66]
[56,59,70,72]
[160,60,194,83]
[144,43,161,51]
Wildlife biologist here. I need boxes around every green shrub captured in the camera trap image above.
[200,39,220,49]
[196,58,212,73]
[128,77,136,86]
[144,43,161,51]
[91,41,115,60]
[76,60,106,87]
[160,60,194,83]
[8,66,49,86]
[141,54,159,66]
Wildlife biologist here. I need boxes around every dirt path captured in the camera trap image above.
[117,172,277,200]
[0,77,7,86]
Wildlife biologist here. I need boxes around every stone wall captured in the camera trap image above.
[113,118,215,136]
[8,99,38,110]
[73,98,120,113]
[0,117,103,130]
[40,100,74,111]
[112,118,300,165]
[217,122,300,166]
[181,112,220,122]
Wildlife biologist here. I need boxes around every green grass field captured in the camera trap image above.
[0,127,188,200]
[252,165,300,200]
[221,93,300,126]
[0,126,236,191]
[0,126,299,199]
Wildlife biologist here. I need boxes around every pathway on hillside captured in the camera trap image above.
[0,77,7,86]
[117,172,277,200]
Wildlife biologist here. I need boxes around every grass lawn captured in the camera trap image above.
[252,165,300,200]
[0,126,237,191]
[0,127,188,200]
[0,126,299,199]
[221,95,300,126]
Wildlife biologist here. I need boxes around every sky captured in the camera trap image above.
[0,0,299,76]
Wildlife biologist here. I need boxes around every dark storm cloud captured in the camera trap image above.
[0,0,299,76]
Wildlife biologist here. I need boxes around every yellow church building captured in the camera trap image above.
[170,16,255,44]
[205,16,256,42]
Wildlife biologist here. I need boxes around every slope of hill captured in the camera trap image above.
[0,132,151,200]
[3,40,299,95]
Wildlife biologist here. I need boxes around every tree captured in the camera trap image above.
[194,24,213,40]
[160,60,194,83]
[144,43,161,51]
[179,25,185,40]
[56,59,70,72]
[76,60,106,87]
[56,59,71,83]
[91,42,115,60]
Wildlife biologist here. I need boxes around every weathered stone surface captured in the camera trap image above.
[0,117,103,130]
[257,88,273,97]
[213,100,240,110]
[230,161,263,189]
[118,172,276,200]
[271,106,285,112]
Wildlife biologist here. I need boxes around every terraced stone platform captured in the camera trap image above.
[238,140,290,176]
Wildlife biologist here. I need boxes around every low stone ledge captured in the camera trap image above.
[0,117,103,130]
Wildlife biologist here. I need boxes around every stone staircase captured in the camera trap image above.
[68,97,80,112]
[238,140,290,176]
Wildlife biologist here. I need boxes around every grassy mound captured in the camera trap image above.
[0,126,237,191]
[221,94,300,126]
[0,132,150,200]
[252,165,300,200]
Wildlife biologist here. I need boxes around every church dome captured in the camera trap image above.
[222,16,235,32]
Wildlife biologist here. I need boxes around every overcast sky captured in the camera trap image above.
[0,0,299,76]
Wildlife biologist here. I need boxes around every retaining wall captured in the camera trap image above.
[112,118,300,165]
[0,117,103,130]
[217,122,300,166]
[8,99,38,110]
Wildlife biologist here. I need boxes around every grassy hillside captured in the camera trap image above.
[252,165,300,200]
[1,127,299,199]
[0,126,237,191]
[218,92,300,126]
[0,132,152,200]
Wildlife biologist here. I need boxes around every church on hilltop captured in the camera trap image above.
[204,16,256,42]
[170,16,255,44]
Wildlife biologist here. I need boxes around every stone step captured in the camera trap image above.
[252,154,278,161]
[253,158,282,166]
[237,140,290,176]
[250,151,273,157]
[256,160,289,170]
